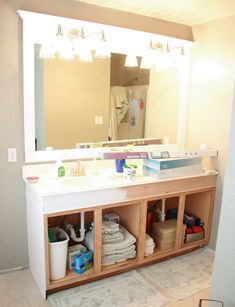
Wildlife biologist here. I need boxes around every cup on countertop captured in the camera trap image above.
[123,164,137,181]
[115,159,126,173]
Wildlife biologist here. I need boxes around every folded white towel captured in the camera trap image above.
[144,234,155,256]
[102,225,136,252]
[102,221,120,234]
[102,250,136,266]
[102,231,124,244]
[102,244,135,257]
[101,225,136,265]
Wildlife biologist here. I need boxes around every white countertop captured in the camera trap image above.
[24,168,218,197]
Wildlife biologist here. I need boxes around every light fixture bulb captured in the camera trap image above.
[140,40,163,69]
[94,32,111,59]
[54,25,74,60]
[124,54,138,67]
[39,44,55,59]
[72,28,93,62]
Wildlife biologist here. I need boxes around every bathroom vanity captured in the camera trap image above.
[24,168,217,298]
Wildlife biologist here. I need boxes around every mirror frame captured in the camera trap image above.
[19,10,192,163]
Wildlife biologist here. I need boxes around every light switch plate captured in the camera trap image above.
[95,116,103,125]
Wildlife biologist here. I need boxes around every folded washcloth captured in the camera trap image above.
[102,221,120,234]
[102,250,136,266]
[102,244,135,257]
[102,225,136,252]
[144,234,155,256]
[102,231,124,244]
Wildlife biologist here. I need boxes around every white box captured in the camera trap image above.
[67,244,87,270]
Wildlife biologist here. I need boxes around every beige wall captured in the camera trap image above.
[0,0,28,270]
[145,66,181,143]
[186,16,235,249]
[43,57,110,149]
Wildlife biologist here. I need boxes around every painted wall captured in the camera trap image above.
[186,16,235,250]
[0,0,28,270]
[210,83,235,307]
[187,16,235,304]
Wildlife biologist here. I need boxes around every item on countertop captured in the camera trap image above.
[115,159,126,173]
[57,160,65,177]
[123,163,137,181]
[26,176,39,184]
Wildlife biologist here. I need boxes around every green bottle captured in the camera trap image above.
[57,160,65,177]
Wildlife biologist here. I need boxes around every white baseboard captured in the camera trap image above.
[0,265,29,275]
[204,246,215,255]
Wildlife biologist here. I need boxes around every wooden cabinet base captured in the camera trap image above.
[26,173,216,298]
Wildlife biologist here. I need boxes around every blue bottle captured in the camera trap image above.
[115,159,126,173]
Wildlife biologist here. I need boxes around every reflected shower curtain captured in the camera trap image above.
[126,85,148,140]
[108,85,148,141]
[108,86,129,140]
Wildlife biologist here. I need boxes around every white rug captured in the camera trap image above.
[48,270,169,307]
[139,248,214,300]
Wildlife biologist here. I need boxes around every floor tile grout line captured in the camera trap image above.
[136,268,176,302]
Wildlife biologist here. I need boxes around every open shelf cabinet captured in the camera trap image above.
[45,209,97,290]
[26,173,216,297]
[101,201,141,271]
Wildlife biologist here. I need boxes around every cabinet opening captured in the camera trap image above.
[145,197,181,257]
[144,197,183,257]
[182,191,212,246]
[47,210,94,285]
[101,202,140,269]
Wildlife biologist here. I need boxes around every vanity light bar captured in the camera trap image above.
[150,149,218,159]
[100,151,149,160]
[100,149,218,160]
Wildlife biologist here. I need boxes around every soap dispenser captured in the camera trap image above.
[57,160,65,177]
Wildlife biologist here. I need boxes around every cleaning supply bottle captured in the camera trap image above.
[57,160,65,177]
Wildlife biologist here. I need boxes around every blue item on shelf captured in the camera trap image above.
[73,251,93,274]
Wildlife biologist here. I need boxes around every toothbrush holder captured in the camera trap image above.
[115,159,126,173]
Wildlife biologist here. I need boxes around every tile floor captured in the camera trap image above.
[0,268,210,307]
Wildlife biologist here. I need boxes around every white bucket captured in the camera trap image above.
[49,227,69,280]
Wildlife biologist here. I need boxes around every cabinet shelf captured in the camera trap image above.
[49,267,94,287]
[101,258,138,272]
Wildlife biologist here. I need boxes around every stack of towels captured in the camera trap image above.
[144,234,155,256]
[101,221,136,266]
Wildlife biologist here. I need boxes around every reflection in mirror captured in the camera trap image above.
[19,10,192,162]
[35,47,181,150]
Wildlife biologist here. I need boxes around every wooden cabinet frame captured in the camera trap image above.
[26,174,217,298]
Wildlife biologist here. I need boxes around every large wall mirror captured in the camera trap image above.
[19,11,192,162]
